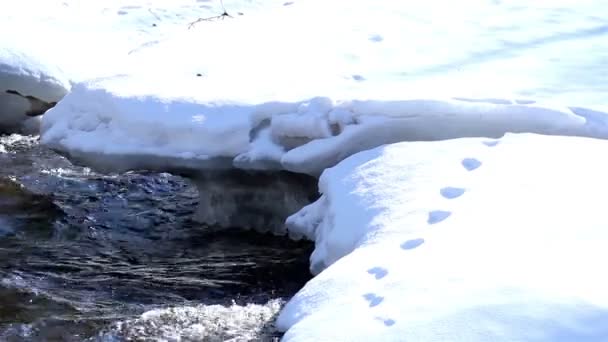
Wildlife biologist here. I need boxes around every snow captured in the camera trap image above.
[34,0,608,174]
[41,89,608,175]
[0,47,69,133]
[278,133,608,341]
[5,0,608,340]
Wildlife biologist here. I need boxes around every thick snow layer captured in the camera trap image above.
[36,0,608,175]
[0,47,69,133]
[0,0,276,82]
[42,86,608,175]
[278,133,608,341]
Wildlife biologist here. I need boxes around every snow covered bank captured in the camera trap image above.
[0,47,69,134]
[278,133,608,341]
[0,0,285,135]
[41,78,608,176]
[39,0,608,175]
[0,0,278,83]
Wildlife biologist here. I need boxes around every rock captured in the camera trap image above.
[0,177,60,219]
[0,47,69,134]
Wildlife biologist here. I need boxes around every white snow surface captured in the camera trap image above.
[279,133,608,341]
[42,89,608,175]
[35,0,608,175]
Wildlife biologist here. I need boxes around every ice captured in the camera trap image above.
[278,133,608,341]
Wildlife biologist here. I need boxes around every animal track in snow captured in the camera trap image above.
[363,293,384,307]
[367,267,388,280]
[369,34,384,42]
[375,317,396,326]
[400,238,425,250]
[352,74,365,81]
[383,318,395,326]
[440,187,465,199]
[427,210,451,224]
[483,140,500,147]
[462,158,482,171]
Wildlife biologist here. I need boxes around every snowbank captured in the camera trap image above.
[278,133,608,341]
[39,0,608,175]
[0,47,69,134]
[42,80,608,175]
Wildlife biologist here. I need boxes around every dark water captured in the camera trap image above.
[0,135,313,341]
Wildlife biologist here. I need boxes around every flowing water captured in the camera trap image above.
[0,135,314,341]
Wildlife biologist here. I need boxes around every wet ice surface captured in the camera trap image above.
[0,135,313,341]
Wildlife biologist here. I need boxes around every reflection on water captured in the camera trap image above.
[0,135,313,341]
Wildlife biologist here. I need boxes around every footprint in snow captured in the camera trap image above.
[352,74,366,81]
[367,267,388,280]
[375,317,396,327]
[363,293,384,307]
[440,187,465,199]
[482,140,500,147]
[369,34,384,42]
[462,158,482,171]
[400,238,425,250]
[384,319,395,326]
[428,210,451,224]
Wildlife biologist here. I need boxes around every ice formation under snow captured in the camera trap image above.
[41,83,608,176]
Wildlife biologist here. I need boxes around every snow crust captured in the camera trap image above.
[278,133,608,341]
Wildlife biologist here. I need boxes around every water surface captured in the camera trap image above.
[0,135,313,341]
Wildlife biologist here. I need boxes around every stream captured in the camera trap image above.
[0,134,313,341]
